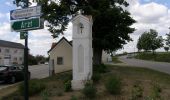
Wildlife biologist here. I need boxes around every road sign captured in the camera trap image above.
[11,17,43,32]
[20,32,27,39]
[10,6,41,20]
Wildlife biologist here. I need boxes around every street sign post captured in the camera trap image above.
[20,32,27,39]
[10,6,41,20]
[10,3,43,100]
[11,17,43,31]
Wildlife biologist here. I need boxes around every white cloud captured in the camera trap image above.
[1,0,170,56]
[0,22,11,35]
[5,1,14,7]
[117,0,170,53]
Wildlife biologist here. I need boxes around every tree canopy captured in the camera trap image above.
[14,0,136,64]
[165,32,170,47]
[137,29,163,53]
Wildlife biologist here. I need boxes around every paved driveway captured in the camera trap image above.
[118,56,170,74]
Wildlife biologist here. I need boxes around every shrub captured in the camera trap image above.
[19,79,46,96]
[41,89,51,100]
[70,95,78,100]
[105,76,121,95]
[82,82,97,98]
[64,80,72,92]
[56,90,63,96]
[93,64,107,73]
[131,84,143,100]
[150,82,162,99]
[92,72,101,82]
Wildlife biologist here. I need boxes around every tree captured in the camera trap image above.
[165,32,170,47]
[35,55,46,64]
[164,47,169,52]
[137,29,163,54]
[28,54,38,65]
[137,37,142,52]
[14,0,135,65]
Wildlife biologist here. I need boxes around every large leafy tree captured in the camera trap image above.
[14,0,135,65]
[165,31,170,47]
[137,29,163,54]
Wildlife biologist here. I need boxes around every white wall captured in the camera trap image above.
[0,46,24,65]
[49,39,72,73]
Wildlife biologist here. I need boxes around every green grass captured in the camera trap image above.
[2,65,170,99]
[112,56,122,63]
[135,52,170,63]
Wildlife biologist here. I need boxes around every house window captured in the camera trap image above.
[14,50,17,53]
[14,57,17,61]
[19,57,22,61]
[5,49,10,53]
[57,57,63,65]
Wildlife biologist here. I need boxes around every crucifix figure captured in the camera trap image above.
[79,23,84,34]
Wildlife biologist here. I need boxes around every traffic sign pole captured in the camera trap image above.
[24,31,28,100]
[24,0,29,100]
[10,2,43,100]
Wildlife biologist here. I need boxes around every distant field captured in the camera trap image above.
[135,52,170,63]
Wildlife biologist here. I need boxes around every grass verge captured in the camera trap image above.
[1,65,170,100]
[135,52,170,63]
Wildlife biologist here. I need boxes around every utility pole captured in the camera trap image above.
[24,0,29,100]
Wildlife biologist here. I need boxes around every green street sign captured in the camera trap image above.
[20,32,27,39]
[11,18,43,32]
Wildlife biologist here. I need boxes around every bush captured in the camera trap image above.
[105,76,121,95]
[131,84,143,100]
[150,82,162,99]
[70,95,78,100]
[19,79,46,96]
[82,82,97,98]
[41,89,51,100]
[93,64,107,73]
[92,72,101,82]
[64,80,72,92]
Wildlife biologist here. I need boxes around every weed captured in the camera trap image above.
[130,83,143,100]
[64,80,72,92]
[70,95,78,100]
[82,82,97,98]
[41,89,51,100]
[149,82,162,99]
[105,75,121,95]
[19,79,46,96]
[92,72,101,82]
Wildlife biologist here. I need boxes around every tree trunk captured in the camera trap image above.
[93,48,102,65]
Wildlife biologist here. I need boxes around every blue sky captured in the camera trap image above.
[0,0,170,56]
[141,0,170,6]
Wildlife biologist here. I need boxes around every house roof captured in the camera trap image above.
[48,37,72,53]
[0,40,25,49]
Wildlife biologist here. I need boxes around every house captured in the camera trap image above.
[48,37,72,73]
[48,37,112,73]
[0,40,24,65]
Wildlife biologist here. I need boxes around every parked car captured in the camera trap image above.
[0,65,30,83]
[126,54,133,59]
[44,62,49,65]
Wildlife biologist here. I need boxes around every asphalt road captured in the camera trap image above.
[0,64,49,90]
[118,56,170,74]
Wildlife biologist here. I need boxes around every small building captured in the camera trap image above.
[0,40,24,65]
[48,37,112,73]
[48,37,72,73]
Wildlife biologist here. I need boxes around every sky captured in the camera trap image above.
[0,0,170,56]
